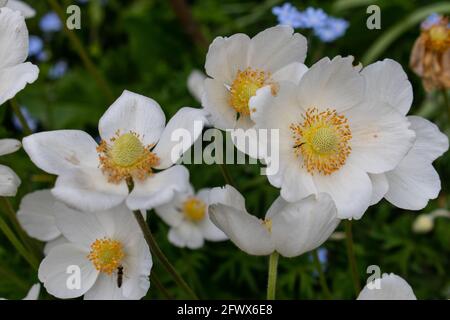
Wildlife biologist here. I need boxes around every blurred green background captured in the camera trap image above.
[0,0,449,299]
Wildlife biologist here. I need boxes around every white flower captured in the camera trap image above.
[0,139,21,196]
[155,185,227,249]
[363,60,449,210]
[203,25,307,131]
[38,203,152,300]
[357,273,417,300]
[412,209,450,234]
[250,56,416,219]
[187,70,207,103]
[0,283,40,300]
[2,0,36,18]
[208,185,339,257]
[23,90,208,212]
[0,7,39,106]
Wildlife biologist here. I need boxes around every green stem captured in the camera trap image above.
[218,163,235,187]
[344,220,361,296]
[0,198,41,257]
[266,251,279,300]
[150,273,173,300]
[132,210,198,299]
[0,264,29,290]
[312,249,332,299]
[47,0,115,103]
[10,99,32,135]
[0,214,39,270]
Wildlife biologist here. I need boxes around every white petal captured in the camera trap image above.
[198,217,228,242]
[313,163,372,219]
[205,33,250,84]
[6,0,36,18]
[202,78,236,130]
[0,7,28,69]
[346,101,415,174]
[272,62,308,85]
[361,59,413,116]
[152,107,208,169]
[269,194,339,258]
[38,243,99,299]
[248,25,307,73]
[44,236,68,256]
[22,130,99,175]
[52,167,128,212]
[384,117,448,210]
[54,203,108,249]
[17,189,61,241]
[127,165,189,210]
[369,173,388,205]
[168,223,204,249]
[0,62,39,106]
[0,164,20,196]
[187,70,206,102]
[297,56,364,113]
[0,138,21,156]
[208,184,246,212]
[98,90,166,146]
[23,283,40,300]
[279,162,317,203]
[84,274,126,300]
[357,273,416,300]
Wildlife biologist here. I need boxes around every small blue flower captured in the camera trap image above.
[39,12,62,33]
[297,7,328,29]
[317,248,328,265]
[28,35,43,57]
[12,106,38,133]
[421,13,442,30]
[272,3,303,28]
[314,17,349,43]
[48,60,68,79]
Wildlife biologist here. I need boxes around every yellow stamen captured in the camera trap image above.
[229,67,276,115]
[290,107,352,175]
[182,197,206,222]
[87,238,124,275]
[427,24,450,51]
[97,131,160,184]
[261,219,272,233]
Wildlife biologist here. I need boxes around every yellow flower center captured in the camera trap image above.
[261,219,272,233]
[182,197,206,222]
[290,108,352,175]
[87,238,124,275]
[97,131,160,183]
[427,24,450,51]
[229,67,276,115]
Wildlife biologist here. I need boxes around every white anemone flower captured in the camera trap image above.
[0,283,40,300]
[362,60,449,210]
[208,185,339,257]
[357,273,417,300]
[0,7,39,106]
[0,139,21,196]
[2,0,36,18]
[38,203,152,300]
[250,56,416,219]
[203,25,307,131]
[23,90,208,212]
[17,189,69,254]
[155,185,227,249]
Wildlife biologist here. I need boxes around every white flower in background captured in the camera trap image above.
[17,189,68,254]
[203,25,307,131]
[0,283,40,300]
[0,139,21,196]
[208,185,339,257]
[412,209,450,234]
[2,0,36,18]
[363,60,449,210]
[155,185,227,249]
[357,273,417,300]
[23,90,208,212]
[0,7,39,106]
[187,70,207,103]
[38,203,152,300]
[250,56,416,219]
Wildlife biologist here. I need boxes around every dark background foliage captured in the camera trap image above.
[0,0,449,299]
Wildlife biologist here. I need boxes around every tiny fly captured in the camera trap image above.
[117,265,124,288]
